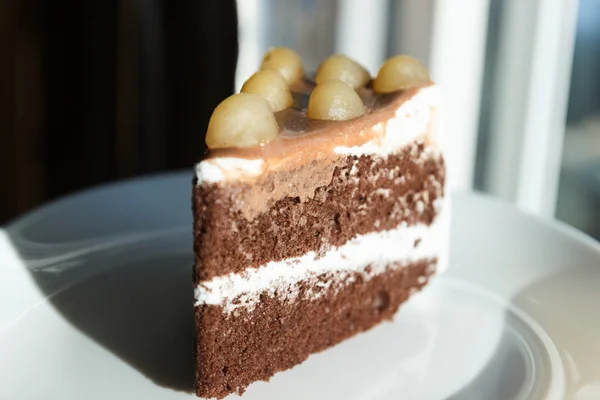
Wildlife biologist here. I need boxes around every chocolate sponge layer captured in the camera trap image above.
[193,143,445,281]
[194,259,437,399]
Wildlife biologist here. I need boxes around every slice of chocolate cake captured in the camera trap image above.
[193,48,449,398]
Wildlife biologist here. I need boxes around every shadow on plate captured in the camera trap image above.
[4,173,195,393]
[6,230,195,393]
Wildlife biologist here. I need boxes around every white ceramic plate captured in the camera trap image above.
[1,173,599,400]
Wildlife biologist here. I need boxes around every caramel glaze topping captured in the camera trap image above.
[204,78,432,165]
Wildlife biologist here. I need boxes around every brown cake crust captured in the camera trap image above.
[193,143,445,282]
[194,259,436,399]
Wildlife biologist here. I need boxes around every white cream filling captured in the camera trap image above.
[195,157,265,183]
[195,85,441,184]
[334,86,440,156]
[194,198,449,313]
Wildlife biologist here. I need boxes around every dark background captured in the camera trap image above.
[0,0,238,224]
[3,0,600,241]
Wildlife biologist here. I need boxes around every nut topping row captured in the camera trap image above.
[206,47,430,149]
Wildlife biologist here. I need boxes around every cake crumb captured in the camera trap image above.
[374,188,391,198]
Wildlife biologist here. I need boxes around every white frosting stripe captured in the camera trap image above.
[334,86,439,156]
[196,157,265,183]
[194,199,449,312]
